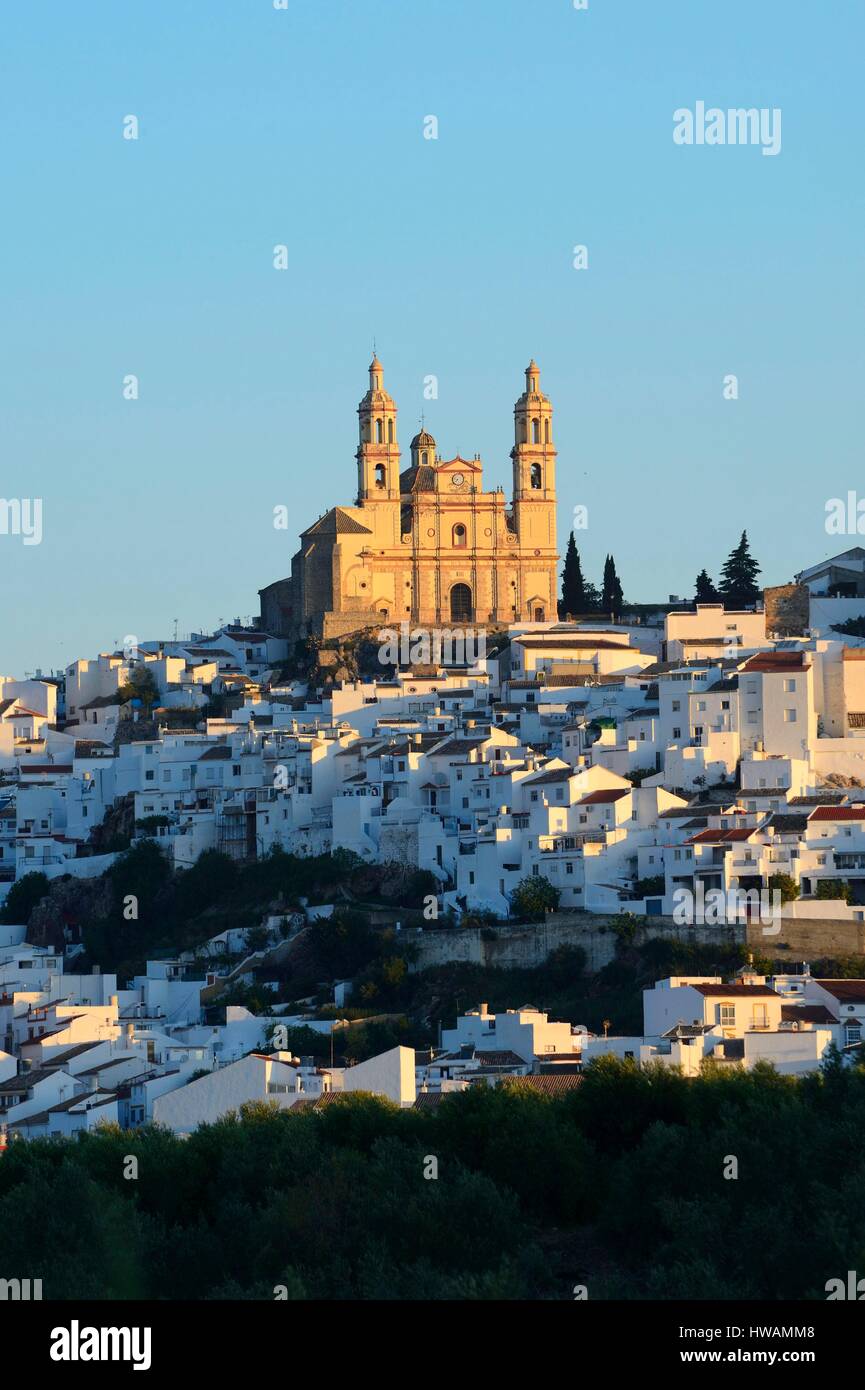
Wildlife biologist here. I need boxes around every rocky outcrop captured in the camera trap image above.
[27,876,114,952]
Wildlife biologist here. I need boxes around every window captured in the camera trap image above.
[720,1004,735,1027]
[452,523,467,547]
[388,419,394,443]
[530,462,542,489]
[721,699,730,710]
[672,700,681,712]
[232,764,241,775]
[783,708,797,723]
[672,726,681,739]
[784,678,797,693]
[532,419,540,444]
[374,462,386,488]
[375,419,383,443]
[544,419,550,443]
[696,700,706,711]
[566,862,573,874]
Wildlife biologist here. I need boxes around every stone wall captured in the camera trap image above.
[764,582,809,637]
[406,911,865,975]
[407,912,745,975]
[746,914,865,959]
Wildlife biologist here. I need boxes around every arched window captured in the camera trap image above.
[421,450,428,467]
[532,419,540,444]
[450,583,472,622]
[388,419,394,443]
[544,419,550,443]
[374,463,386,489]
[534,606,545,622]
[452,523,467,548]
[530,463,542,489]
[375,419,383,443]
[519,421,527,444]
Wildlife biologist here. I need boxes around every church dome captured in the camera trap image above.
[410,429,436,449]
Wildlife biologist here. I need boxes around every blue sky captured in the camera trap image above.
[2,0,863,674]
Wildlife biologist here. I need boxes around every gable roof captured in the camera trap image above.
[301,507,372,538]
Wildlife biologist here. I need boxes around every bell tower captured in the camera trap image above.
[356,356,401,503]
[511,359,556,503]
[511,360,558,586]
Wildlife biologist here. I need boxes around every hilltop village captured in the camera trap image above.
[4,537,865,1140]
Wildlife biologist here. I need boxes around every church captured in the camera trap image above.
[259,357,559,639]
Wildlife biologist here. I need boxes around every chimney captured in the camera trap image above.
[479,1002,489,1018]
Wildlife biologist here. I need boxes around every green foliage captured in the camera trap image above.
[511,875,560,920]
[627,767,657,787]
[4,1061,865,1300]
[611,912,640,946]
[601,553,624,618]
[0,870,50,924]
[310,910,381,978]
[633,875,665,897]
[816,879,853,903]
[116,665,159,708]
[695,568,717,603]
[559,534,585,618]
[830,616,865,638]
[767,872,800,904]
[718,530,761,607]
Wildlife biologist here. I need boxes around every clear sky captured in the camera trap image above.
[2,0,863,675]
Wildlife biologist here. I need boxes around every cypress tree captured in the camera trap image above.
[602,554,624,619]
[560,534,585,617]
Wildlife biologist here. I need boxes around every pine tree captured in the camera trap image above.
[602,554,624,619]
[695,569,718,603]
[718,531,761,608]
[559,534,585,618]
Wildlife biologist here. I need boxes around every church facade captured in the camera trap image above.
[259,358,559,639]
